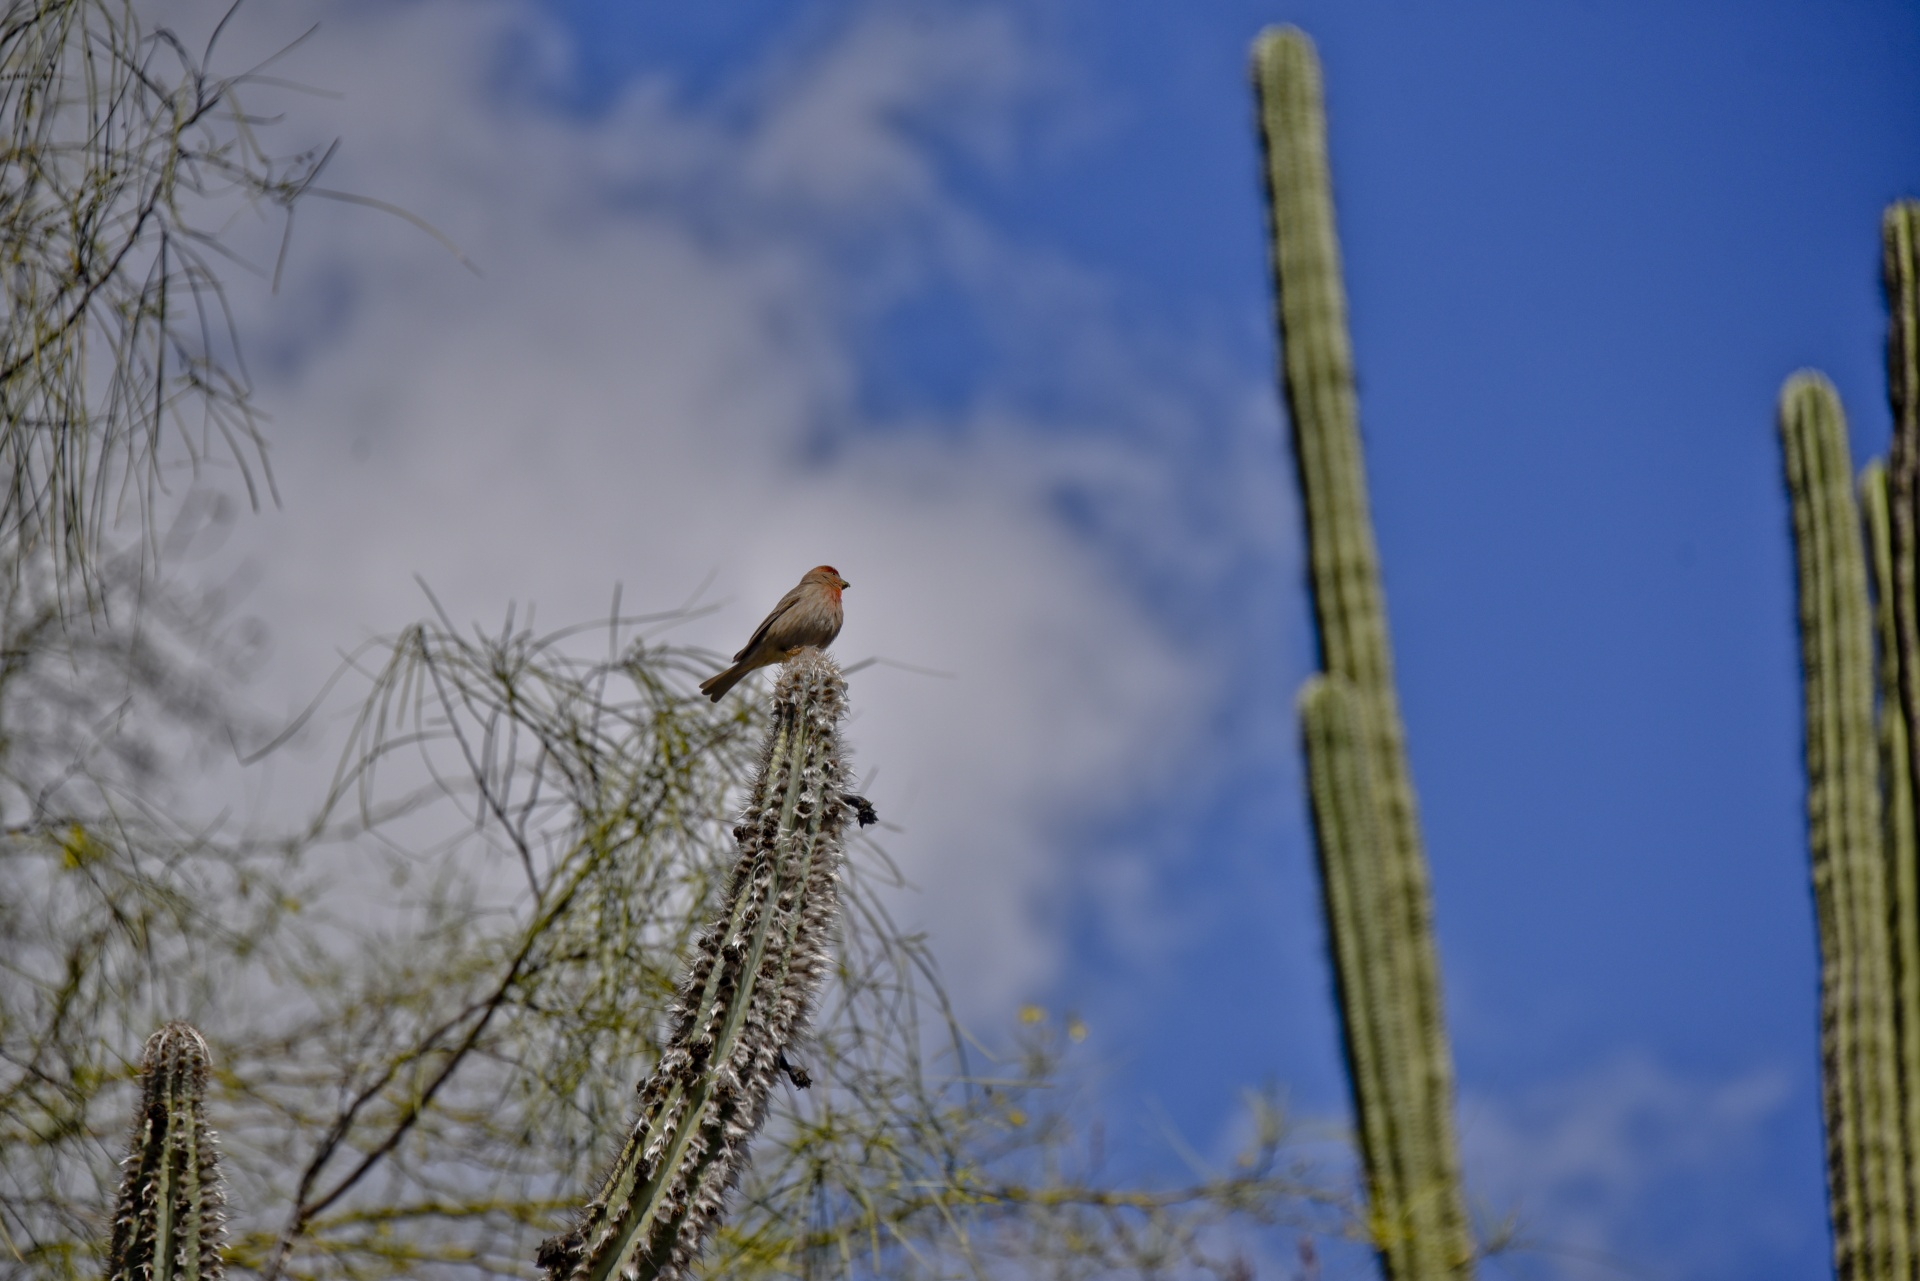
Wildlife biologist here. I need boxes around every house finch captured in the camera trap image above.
[699,565,848,702]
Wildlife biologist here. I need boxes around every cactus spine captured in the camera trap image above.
[540,649,853,1281]
[107,1023,226,1281]
[1253,26,1474,1279]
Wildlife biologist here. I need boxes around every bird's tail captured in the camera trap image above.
[699,661,752,702]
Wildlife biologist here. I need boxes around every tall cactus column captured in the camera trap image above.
[1299,674,1428,1281]
[1862,460,1920,1240]
[1885,203,1920,850]
[539,649,855,1281]
[1886,201,1920,1266]
[107,1023,227,1281]
[1782,375,1913,1281]
[1253,26,1474,1280]
[1779,203,1920,1281]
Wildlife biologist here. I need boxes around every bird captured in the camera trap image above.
[699,566,848,702]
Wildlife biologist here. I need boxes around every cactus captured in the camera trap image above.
[106,1022,226,1281]
[1879,200,1920,1281]
[1782,374,1913,1280]
[1299,675,1425,1280]
[1888,201,1920,841]
[538,648,854,1281]
[1864,459,1920,1251]
[1253,26,1475,1279]
[1775,201,1920,1281]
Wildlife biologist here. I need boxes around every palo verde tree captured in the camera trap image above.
[0,0,333,590]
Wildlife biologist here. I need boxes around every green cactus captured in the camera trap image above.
[1299,675,1424,1280]
[1253,26,1474,1279]
[539,648,854,1281]
[1782,373,1913,1281]
[107,1023,226,1281]
[1881,199,1920,1281]
[1887,202,1920,831]
[1863,460,1920,1249]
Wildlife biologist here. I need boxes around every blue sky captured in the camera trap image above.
[231,1,1919,1276]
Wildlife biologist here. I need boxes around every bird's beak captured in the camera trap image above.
[839,578,850,589]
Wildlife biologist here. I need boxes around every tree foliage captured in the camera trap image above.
[0,0,321,589]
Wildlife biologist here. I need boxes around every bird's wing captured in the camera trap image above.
[733,588,803,661]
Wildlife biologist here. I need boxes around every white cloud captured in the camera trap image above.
[1460,1055,1799,1279]
[170,0,1278,1018]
